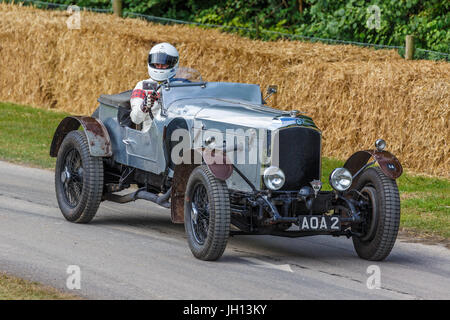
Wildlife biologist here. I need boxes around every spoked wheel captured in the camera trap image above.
[61,149,84,207]
[184,165,230,261]
[354,186,378,242]
[55,130,103,223]
[352,167,400,261]
[190,184,210,245]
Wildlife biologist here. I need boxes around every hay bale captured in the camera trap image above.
[0,3,448,177]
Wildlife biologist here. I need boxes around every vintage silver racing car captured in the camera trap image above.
[50,68,403,261]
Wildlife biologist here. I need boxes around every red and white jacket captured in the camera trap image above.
[130,79,162,132]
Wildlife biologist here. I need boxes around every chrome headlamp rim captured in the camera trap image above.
[375,139,386,151]
[263,166,286,190]
[329,167,353,192]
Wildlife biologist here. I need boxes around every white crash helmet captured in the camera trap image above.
[147,42,179,82]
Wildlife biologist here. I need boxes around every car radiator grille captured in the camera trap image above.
[272,126,321,190]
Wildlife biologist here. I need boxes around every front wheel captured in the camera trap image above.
[55,130,104,223]
[352,167,400,261]
[184,165,230,261]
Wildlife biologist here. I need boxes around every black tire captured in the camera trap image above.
[55,130,104,223]
[184,165,230,261]
[352,167,400,261]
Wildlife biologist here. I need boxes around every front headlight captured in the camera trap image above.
[263,166,285,190]
[329,168,352,192]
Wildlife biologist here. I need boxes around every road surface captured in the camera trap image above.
[0,161,448,299]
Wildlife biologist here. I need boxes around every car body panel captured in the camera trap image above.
[93,80,323,192]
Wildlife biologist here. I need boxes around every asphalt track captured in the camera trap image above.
[0,161,448,299]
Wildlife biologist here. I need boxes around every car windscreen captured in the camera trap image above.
[162,82,263,108]
[172,67,203,82]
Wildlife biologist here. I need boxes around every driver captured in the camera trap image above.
[130,42,179,132]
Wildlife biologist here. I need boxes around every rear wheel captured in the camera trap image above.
[184,165,230,261]
[55,130,104,223]
[352,167,400,261]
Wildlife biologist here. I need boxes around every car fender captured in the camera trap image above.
[344,150,403,179]
[50,116,112,157]
[200,147,233,181]
[170,148,233,223]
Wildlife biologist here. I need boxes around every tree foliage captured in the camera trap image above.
[41,0,450,53]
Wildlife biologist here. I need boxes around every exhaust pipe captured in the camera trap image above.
[104,187,171,208]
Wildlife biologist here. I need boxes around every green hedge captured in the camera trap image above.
[27,0,450,53]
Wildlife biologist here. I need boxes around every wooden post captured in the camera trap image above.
[405,35,415,60]
[255,17,260,39]
[112,0,122,17]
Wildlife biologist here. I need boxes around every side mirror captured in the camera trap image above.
[263,85,278,104]
[267,85,277,94]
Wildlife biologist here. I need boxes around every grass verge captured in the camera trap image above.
[0,101,448,240]
[0,272,79,300]
[0,101,69,169]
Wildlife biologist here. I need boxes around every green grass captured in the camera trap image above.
[0,272,79,300]
[0,102,69,169]
[321,157,345,191]
[400,191,450,238]
[0,101,448,239]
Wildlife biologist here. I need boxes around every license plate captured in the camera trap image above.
[298,215,341,231]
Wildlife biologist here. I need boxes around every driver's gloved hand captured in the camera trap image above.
[140,91,160,113]
[140,103,150,113]
[148,91,160,104]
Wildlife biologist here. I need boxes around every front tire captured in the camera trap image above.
[352,167,400,261]
[55,130,104,223]
[184,165,230,261]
